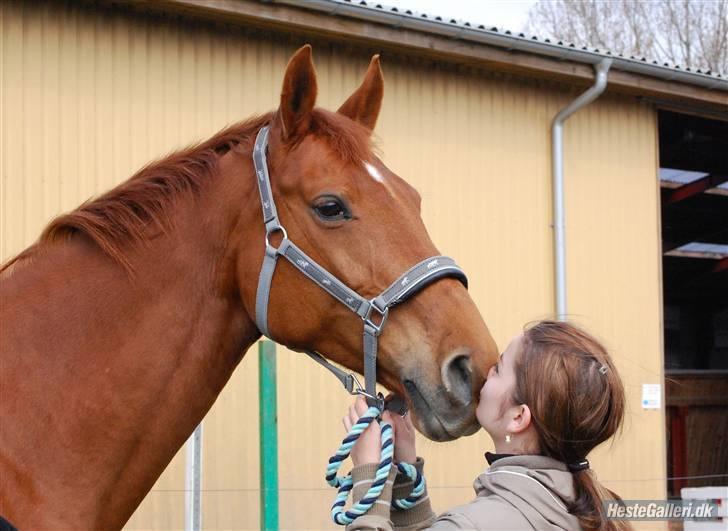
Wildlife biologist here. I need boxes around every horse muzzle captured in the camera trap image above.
[402,373,481,442]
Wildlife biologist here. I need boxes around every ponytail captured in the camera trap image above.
[571,469,631,531]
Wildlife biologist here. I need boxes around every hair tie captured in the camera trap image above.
[567,459,590,472]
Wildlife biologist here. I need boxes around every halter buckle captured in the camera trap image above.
[363,301,389,336]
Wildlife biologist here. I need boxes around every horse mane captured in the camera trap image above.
[2,109,374,273]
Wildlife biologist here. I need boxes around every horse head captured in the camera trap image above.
[235,46,499,441]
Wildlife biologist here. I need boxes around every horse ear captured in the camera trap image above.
[277,45,318,141]
[337,55,384,132]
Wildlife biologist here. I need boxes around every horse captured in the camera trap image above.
[0,45,498,529]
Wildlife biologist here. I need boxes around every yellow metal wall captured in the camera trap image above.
[1,2,665,529]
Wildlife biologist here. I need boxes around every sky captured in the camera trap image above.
[381,0,538,33]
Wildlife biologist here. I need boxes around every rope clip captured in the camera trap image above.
[344,374,385,412]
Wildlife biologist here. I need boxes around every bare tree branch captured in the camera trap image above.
[525,0,727,75]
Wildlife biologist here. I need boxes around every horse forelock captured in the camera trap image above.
[2,109,375,273]
[306,109,377,164]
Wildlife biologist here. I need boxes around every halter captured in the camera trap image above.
[252,126,468,410]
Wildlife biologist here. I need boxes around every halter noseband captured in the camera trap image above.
[252,126,467,409]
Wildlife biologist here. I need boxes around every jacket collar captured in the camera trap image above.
[484,451,516,465]
[485,453,570,473]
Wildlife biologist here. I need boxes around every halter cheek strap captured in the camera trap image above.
[252,125,468,408]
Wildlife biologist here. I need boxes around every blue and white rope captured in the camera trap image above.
[391,461,426,510]
[327,406,393,524]
[327,405,426,525]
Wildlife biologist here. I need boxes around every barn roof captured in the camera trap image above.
[129,0,728,109]
[299,0,727,89]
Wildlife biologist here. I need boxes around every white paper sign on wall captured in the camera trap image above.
[642,384,662,409]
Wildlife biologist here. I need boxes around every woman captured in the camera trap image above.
[342,320,629,530]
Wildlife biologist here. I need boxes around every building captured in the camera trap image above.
[2,1,726,528]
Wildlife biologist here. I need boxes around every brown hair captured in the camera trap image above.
[513,320,630,531]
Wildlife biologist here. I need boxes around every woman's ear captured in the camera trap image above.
[507,404,532,435]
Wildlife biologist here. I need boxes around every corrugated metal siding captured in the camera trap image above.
[1,1,665,529]
[564,95,665,499]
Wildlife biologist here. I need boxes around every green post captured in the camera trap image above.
[259,340,279,530]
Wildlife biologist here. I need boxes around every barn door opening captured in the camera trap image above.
[658,109,728,497]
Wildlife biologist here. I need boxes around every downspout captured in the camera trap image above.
[552,58,612,321]
[185,424,203,531]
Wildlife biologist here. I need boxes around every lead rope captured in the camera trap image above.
[326,403,426,525]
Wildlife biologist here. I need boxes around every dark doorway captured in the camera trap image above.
[659,109,728,497]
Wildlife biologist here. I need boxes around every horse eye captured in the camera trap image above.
[313,198,350,221]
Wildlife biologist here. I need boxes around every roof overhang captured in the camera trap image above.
[129,0,728,111]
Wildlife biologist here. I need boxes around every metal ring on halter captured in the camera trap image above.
[353,389,385,410]
[363,302,389,335]
[265,225,288,252]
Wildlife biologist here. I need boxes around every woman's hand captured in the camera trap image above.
[382,397,417,464]
[343,396,384,466]
[342,395,418,467]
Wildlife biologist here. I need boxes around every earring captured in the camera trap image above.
[505,433,512,443]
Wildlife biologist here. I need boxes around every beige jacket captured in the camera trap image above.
[346,454,581,531]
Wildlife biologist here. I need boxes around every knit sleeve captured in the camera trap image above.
[390,457,436,531]
[344,464,398,531]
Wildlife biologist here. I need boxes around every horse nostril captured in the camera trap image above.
[442,354,472,407]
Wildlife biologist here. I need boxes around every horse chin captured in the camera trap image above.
[402,378,480,442]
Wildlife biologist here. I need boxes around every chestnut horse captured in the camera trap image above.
[0,46,498,528]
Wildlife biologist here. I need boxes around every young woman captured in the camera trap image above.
[342,320,629,530]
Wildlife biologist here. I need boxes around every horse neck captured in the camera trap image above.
[0,147,264,528]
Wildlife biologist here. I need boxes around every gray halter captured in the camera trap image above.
[253,126,468,409]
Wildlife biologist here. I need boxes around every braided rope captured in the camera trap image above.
[327,406,393,525]
[392,462,426,510]
[327,405,426,525]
